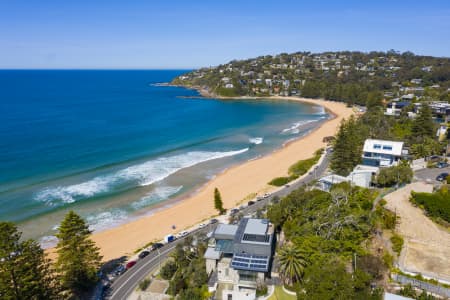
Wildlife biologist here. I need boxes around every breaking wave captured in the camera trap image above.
[86,209,129,232]
[281,119,319,134]
[34,148,248,206]
[249,137,263,145]
[131,185,183,210]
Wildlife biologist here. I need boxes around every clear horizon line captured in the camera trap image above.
[0,68,197,71]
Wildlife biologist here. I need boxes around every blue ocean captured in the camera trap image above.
[0,70,327,246]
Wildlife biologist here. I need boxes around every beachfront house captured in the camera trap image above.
[362,139,405,167]
[205,218,275,300]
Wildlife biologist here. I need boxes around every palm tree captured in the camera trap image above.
[277,244,307,285]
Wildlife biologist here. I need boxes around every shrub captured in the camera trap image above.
[268,151,322,186]
[256,283,268,296]
[375,162,413,187]
[160,260,177,280]
[410,189,450,224]
[138,278,151,291]
[390,233,404,256]
[382,251,394,268]
[269,175,297,186]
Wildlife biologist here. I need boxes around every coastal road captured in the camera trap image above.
[105,224,216,300]
[106,149,331,299]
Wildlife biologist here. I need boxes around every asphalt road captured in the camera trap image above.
[106,150,331,300]
[414,166,450,183]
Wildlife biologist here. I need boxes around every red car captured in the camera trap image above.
[126,260,137,269]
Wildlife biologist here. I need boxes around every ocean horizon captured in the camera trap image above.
[0,70,328,247]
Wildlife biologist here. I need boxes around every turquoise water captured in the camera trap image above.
[0,70,327,246]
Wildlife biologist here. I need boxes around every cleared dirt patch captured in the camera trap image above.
[384,182,450,281]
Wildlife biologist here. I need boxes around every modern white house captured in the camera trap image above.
[362,139,405,167]
[205,218,275,300]
[319,139,407,190]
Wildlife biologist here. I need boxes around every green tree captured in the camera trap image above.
[411,104,435,143]
[375,162,413,187]
[331,116,367,176]
[0,222,60,300]
[298,261,355,300]
[277,244,307,285]
[55,211,102,299]
[214,188,225,214]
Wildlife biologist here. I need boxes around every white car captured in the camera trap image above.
[198,223,206,228]
[180,231,189,237]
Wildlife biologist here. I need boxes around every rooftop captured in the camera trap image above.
[213,224,238,240]
[363,139,404,156]
[244,219,269,235]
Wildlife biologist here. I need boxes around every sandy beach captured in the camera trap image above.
[50,97,354,261]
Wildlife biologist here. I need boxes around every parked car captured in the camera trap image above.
[180,231,189,237]
[230,208,239,215]
[247,200,255,206]
[263,193,270,198]
[165,234,176,243]
[126,261,137,269]
[209,218,218,224]
[198,223,206,228]
[138,250,150,259]
[437,162,449,168]
[151,243,164,251]
[284,184,290,188]
[429,155,441,163]
[436,172,449,181]
[113,264,126,276]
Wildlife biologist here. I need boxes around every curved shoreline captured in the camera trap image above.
[47,96,354,261]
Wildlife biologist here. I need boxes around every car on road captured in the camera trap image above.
[437,162,449,168]
[209,218,218,224]
[263,193,270,198]
[230,208,239,215]
[436,172,449,181]
[126,261,137,269]
[284,184,290,188]
[151,242,164,251]
[247,200,255,206]
[138,250,150,259]
[113,264,126,276]
[198,223,206,228]
[177,231,188,238]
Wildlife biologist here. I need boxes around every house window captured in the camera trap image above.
[373,144,382,149]
[382,145,393,150]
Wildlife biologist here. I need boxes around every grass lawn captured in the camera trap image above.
[268,286,297,300]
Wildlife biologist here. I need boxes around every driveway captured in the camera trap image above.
[384,182,450,282]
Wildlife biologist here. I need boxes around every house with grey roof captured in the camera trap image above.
[204,218,275,300]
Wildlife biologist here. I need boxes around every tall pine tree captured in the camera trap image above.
[55,211,102,299]
[0,222,60,300]
[330,116,367,176]
[214,188,225,214]
[411,103,435,143]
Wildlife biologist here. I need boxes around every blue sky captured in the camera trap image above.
[1,0,449,69]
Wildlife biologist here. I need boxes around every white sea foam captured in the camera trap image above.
[281,119,318,134]
[86,209,129,232]
[314,106,326,115]
[34,148,249,205]
[39,235,58,249]
[131,185,183,210]
[249,137,263,145]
